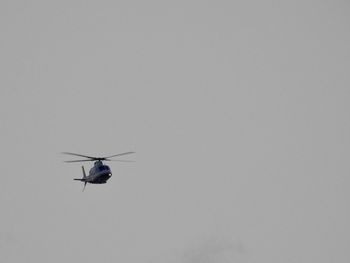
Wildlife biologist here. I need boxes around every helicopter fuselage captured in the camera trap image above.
[64,151,134,191]
[86,161,112,184]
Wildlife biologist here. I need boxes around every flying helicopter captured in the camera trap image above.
[62,152,135,191]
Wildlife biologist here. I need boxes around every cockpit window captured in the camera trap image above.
[99,166,109,171]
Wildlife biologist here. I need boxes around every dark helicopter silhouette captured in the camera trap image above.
[63,152,135,191]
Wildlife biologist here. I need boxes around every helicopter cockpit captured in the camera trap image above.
[90,160,111,174]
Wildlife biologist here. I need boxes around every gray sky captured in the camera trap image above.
[1,0,349,262]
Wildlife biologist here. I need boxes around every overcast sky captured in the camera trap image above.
[1,0,349,262]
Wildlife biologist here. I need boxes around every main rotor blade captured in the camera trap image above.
[105,159,136,162]
[64,159,94,163]
[62,152,97,159]
[104,152,135,159]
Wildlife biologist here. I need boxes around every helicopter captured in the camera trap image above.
[62,152,135,191]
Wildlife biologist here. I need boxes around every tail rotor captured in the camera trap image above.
[73,166,88,191]
[82,166,87,192]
